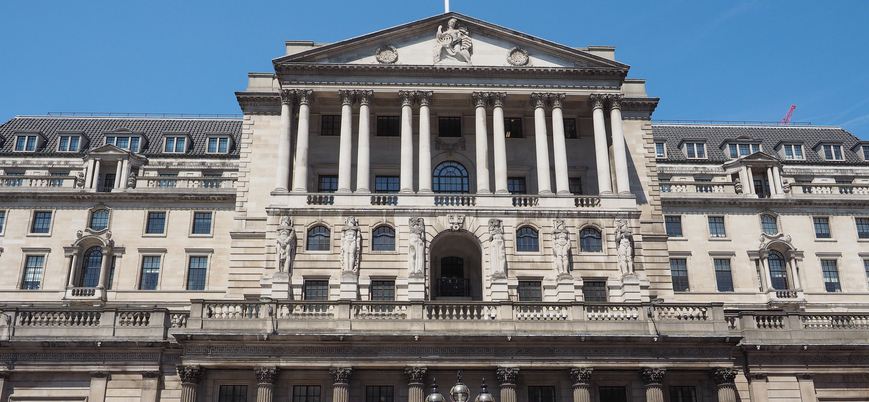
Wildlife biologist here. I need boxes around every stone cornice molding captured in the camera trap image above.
[641,367,665,385]
[660,196,869,208]
[177,365,206,384]
[712,367,738,385]
[274,63,628,82]
[330,367,352,384]
[405,366,427,385]
[0,192,237,203]
[495,367,519,385]
[621,98,660,114]
[254,366,280,384]
[236,92,281,115]
[569,367,593,385]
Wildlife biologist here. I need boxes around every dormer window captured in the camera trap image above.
[106,135,141,152]
[58,135,82,152]
[163,136,188,153]
[15,135,39,152]
[727,143,760,158]
[822,144,844,161]
[684,142,706,159]
[782,144,804,160]
[207,136,230,154]
[655,142,666,158]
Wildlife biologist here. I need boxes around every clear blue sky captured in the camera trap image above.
[2,1,867,138]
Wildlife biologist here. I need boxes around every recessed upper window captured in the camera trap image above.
[438,116,462,137]
[89,209,110,231]
[821,144,844,161]
[684,142,706,159]
[507,177,526,195]
[58,135,82,152]
[655,142,666,158]
[163,136,187,153]
[372,226,396,251]
[505,118,523,138]
[376,116,400,137]
[307,226,331,251]
[15,135,39,152]
[106,135,141,152]
[207,137,230,154]
[862,145,869,161]
[516,227,539,252]
[727,143,760,158]
[782,144,804,160]
[563,118,577,139]
[321,115,341,136]
[433,161,469,194]
[579,227,602,252]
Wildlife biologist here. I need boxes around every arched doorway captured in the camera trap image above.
[429,230,482,300]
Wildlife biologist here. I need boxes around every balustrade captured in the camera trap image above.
[514,304,569,320]
[434,195,476,206]
[143,177,236,189]
[512,196,538,207]
[585,305,639,321]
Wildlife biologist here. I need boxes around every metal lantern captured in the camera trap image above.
[425,378,446,402]
[449,371,470,402]
[474,379,495,402]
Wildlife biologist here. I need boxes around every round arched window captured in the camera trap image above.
[516,227,539,252]
[768,250,788,290]
[372,226,396,251]
[90,209,109,231]
[579,227,602,252]
[81,247,103,287]
[433,161,469,194]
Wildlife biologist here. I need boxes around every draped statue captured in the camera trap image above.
[275,216,296,274]
[408,218,426,278]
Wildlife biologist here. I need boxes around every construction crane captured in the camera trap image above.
[779,105,796,125]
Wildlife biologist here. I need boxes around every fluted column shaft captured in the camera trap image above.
[532,93,552,194]
[177,366,205,402]
[473,92,491,194]
[356,91,372,193]
[337,90,355,193]
[331,367,352,402]
[255,366,279,402]
[406,367,427,402]
[492,93,509,194]
[257,384,274,402]
[418,92,434,193]
[569,368,592,402]
[497,367,519,402]
[550,93,569,194]
[572,385,590,402]
[113,163,123,189]
[609,95,630,194]
[292,90,313,192]
[399,91,415,193]
[91,160,101,189]
[642,368,665,402]
[180,383,198,402]
[590,95,612,194]
[712,368,738,402]
[772,166,783,194]
[276,91,295,191]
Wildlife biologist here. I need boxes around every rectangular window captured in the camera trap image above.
[655,142,666,158]
[321,115,341,136]
[598,386,627,402]
[146,212,166,234]
[659,177,671,192]
[670,259,689,292]
[823,144,844,160]
[813,217,831,238]
[0,210,5,232]
[5,172,23,187]
[318,175,338,193]
[783,144,804,160]
[376,116,400,137]
[304,280,329,301]
[140,256,161,290]
[164,137,186,153]
[375,176,400,193]
[293,385,322,402]
[821,260,841,292]
[58,135,81,152]
[563,118,577,139]
[49,172,66,187]
[186,256,208,290]
[158,173,177,188]
[438,116,462,137]
[208,137,230,153]
[15,135,38,152]
[527,386,556,402]
[684,142,706,159]
[863,145,869,160]
[707,216,726,238]
[505,118,523,138]
[22,255,45,290]
[218,385,248,402]
[107,256,116,290]
[370,280,395,301]
[518,281,542,302]
[665,216,683,237]
[106,136,140,152]
[31,211,52,234]
[856,218,869,239]
[366,386,394,402]
[568,177,582,195]
[668,386,697,402]
[714,259,734,292]
[582,280,607,302]
[192,212,212,235]
[507,177,527,194]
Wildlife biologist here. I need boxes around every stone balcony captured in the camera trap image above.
[0,175,237,196]
[272,192,635,211]
[659,181,869,200]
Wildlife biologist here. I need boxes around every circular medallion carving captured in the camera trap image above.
[507,47,529,66]
[375,45,398,64]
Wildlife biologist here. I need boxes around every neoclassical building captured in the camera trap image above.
[0,12,867,402]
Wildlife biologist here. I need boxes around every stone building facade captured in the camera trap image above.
[0,12,867,402]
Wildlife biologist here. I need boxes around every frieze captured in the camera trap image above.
[750,354,869,365]
[0,352,160,362]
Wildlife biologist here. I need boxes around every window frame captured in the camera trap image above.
[714,258,734,292]
[821,259,842,292]
[21,254,47,290]
[727,142,761,158]
[303,279,329,301]
[29,210,54,235]
[366,386,395,402]
[376,116,400,137]
[105,135,142,152]
[371,225,396,252]
[855,217,869,240]
[369,280,396,301]
[0,209,7,236]
[438,116,462,138]
[306,225,332,252]
[89,208,111,232]
[670,258,690,292]
[707,216,727,238]
[782,143,804,160]
[813,216,832,239]
[293,385,322,402]
[206,136,232,154]
[568,177,583,195]
[138,254,163,291]
[190,211,214,236]
[768,250,789,290]
[145,211,168,236]
[821,144,844,161]
[162,135,188,154]
[15,134,40,152]
[582,280,607,302]
[320,115,341,136]
[563,118,578,139]
[664,215,683,238]
[760,214,779,235]
[527,386,556,402]
[516,226,540,253]
[579,227,603,253]
[655,142,666,158]
[186,254,210,291]
[683,142,706,159]
[374,176,400,194]
[517,280,543,302]
[218,384,250,402]
[507,176,527,195]
[57,134,82,152]
[318,175,339,193]
[505,117,523,138]
[432,161,469,194]
[668,386,698,402]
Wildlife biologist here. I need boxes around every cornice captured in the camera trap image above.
[236,92,281,115]
[275,63,628,81]
[0,191,237,203]
[660,196,869,208]
[621,98,659,114]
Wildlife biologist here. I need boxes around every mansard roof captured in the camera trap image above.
[0,116,242,158]
[653,124,865,165]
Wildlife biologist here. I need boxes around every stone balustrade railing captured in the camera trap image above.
[277,192,623,210]
[793,183,869,195]
[1,306,187,340]
[659,181,736,194]
[0,175,77,189]
[140,177,236,190]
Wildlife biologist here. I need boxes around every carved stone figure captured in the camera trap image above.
[552,220,571,277]
[615,220,634,275]
[127,171,137,189]
[733,178,742,194]
[447,215,464,231]
[433,18,472,64]
[489,219,507,280]
[276,216,296,274]
[75,172,85,188]
[341,217,361,276]
[408,218,426,278]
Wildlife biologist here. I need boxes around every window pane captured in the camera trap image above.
[208,138,218,153]
[670,259,689,292]
[598,386,627,402]
[728,144,738,158]
[366,386,394,402]
[318,175,338,193]
[582,281,607,302]
[739,143,750,155]
[714,259,734,292]
[518,281,542,301]
[438,116,462,137]
[293,385,321,402]
[192,212,212,234]
[218,138,228,153]
[90,210,109,231]
[768,251,788,290]
[579,228,602,252]
[23,255,45,290]
[761,215,778,235]
[856,218,869,239]
[568,177,582,195]
[377,116,400,137]
[527,386,555,402]
[70,136,80,151]
[32,211,52,233]
[307,226,331,251]
[656,143,666,158]
[507,177,526,194]
[372,226,396,251]
[147,212,166,234]
[669,386,697,402]
[665,216,683,237]
[516,227,539,252]
[187,256,208,290]
[813,217,831,238]
[140,256,161,290]
[370,281,395,301]
[374,176,400,194]
[321,115,341,136]
[433,161,469,194]
[505,118,523,138]
[82,247,103,287]
[304,280,329,300]
[708,216,726,238]
[564,118,577,139]
[821,260,841,292]
[164,138,174,152]
[218,385,248,402]
[0,211,5,232]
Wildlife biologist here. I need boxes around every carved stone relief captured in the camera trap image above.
[506,47,529,66]
[433,18,472,64]
[375,45,398,64]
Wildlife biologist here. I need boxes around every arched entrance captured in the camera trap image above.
[429,230,482,300]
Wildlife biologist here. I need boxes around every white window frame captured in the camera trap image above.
[137,249,167,290]
[727,142,761,158]
[105,135,142,152]
[14,134,40,152]
[821,144,844,161]
[20,250,50,290]
[684,142,706,159]
[206,136,231,154]
[655,142,666,158]
[185,248,214,291]
[781,143,804,160]
[58,134,83,152]
[163,136,188,154]
[28,209,55,236]
[190,211,215,237]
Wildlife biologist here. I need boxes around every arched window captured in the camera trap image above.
[89,209,109,231]
[441,256,464,278]
[433,161,469,194]
[768,250,788,290]
[516,227,539,252]
[372,226,396,251]
[760,214,778,235]
[81,247,103,287]
[579,227,602,252]
[306,226,331,251]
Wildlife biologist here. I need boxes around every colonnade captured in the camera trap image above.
[274,89,632,195]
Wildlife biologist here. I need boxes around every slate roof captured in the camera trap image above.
[652,124,867,165]
[0,116,242,158]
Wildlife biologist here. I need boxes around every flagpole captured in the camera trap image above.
[445,0,449,13]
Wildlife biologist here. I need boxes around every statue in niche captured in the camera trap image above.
[433,18,472,64]
[489,219,507,280]
[275,216,296,274]
[408,218,426,278]
[552,220,571,278]
[341,217,361,276]
[127,171,137,189]
[733,178,743,194]
[615,219,634,275]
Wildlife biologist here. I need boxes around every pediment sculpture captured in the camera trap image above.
[433,18,472,64]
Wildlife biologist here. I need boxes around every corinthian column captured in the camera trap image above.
[531,93,552,194]
[406,367,428,402]
[356,91,373,193]
[491,93,509,194]
[177,365,206,402]
[473,92,491,194]
[399,91,415,193]
[712,368,738,402]
[590,94,612,194]
[549,93,570,194]
[292,90,314,192]
[276,90,295,192]
[337,90,356,193]
[641,368,665,402]
[608,95,630,194]
[255,366,279,402]
[331,367,353,402]
[496,367,519,402]
[569,368,592,402]
[418,91,434,193]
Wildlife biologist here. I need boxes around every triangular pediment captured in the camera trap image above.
[85,144,147,163]
[274,12,628,70]
[722,151,781,168]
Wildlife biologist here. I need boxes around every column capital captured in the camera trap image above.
[339,90,356,106]
[569,367,593,386]
[296,89,314,105]
[641,368,665,385]
[588,94,606,110]
[255,366,280,385]
[490,92,507,107]
[472,92,489,108]
[530,93,548,109]
[177,365,206,385]
[357,90,374,106]
[330,367,352,385]
[399,90,415,107]
[712,368,738,385]
[405,366,428,385]
[496,367,519,386]
[416,91,434,107]
[280,89,296,105]
[549,93,566,109]
[607,94,624,110]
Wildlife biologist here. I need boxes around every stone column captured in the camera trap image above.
[772,166,784,195]
[796,373,816,402]
[97,247,112,290]
[399,91,415,193]
[0,370,9,402]
[608,95,630,194]
[331,367,353,402]
[255,366,279,402]
[177,365,206,402]
[275,90,295,192]
[66,251,79,287]
[496,367,519,402]
[141,371,161,402]
[589,94,612,194]
[746,169,756,195]
[550,93,570,195]
[91,160,102,189]
[356,90,373,193]
[119,159,130,189]
[569,368,592,402]
[337,90,356,193]
[531,93,552,194]
[491,92,509,194]
[418,91,434,193]
[113,162,123,189]
[712,368,738,402]
[89,371,109,402]
[641,368,665,402]
[405,367,428,402]
[84,159,96,190]
[748,373,769,402]
[292,90,314,192]
[473,92,491,194]
[737,167,749,194]
[766,168,777,196]
[761,251,774,291]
